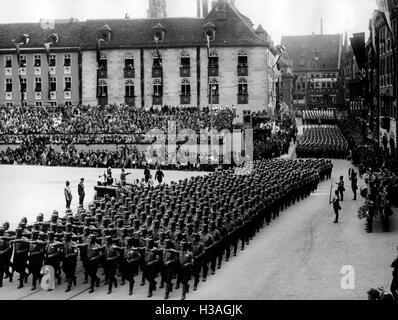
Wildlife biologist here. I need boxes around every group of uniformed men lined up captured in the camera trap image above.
[296,126,349,159]
[0,159,332,300]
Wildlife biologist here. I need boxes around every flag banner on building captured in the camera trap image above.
[15,42,21,66]
[376,0,394,39]
[19,75,24,102]
[206,34,210,58]
[96,38,102,67]
[44,42,51,65]
[350,33,366,71]
[371,10,379,53]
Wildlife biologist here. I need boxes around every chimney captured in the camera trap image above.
[197,0,201,18]
[202,0,209,17]
[321,18,323,35]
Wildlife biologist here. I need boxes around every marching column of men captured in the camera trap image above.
[0,159,332,299]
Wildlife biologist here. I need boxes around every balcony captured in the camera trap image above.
[238,94,249,104]
[49,91,56,100]
[97,69,108,79]
[124,96,135,106]
[34,67,41,75]
[64,66,71,74]
[49,66,56,75]
[209,94,219,104]
[5,68,12,76]
[124,68,135,78]
[180,67,191,77]
[237,66,248,76]
[180,95,191,105]
[18,67,26,76]
[208,65,219,77]
[380,116,390,131]
[64,91,72,100]
[98,96,108,106]
[152,67,163,78]
[35,92,42,100]
[152,95,163,105]
[5,92,12,100]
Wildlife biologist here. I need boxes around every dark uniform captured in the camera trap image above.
[123,238,141,295]
[28,230,45,290]
[62,233,78,292]
[143,239,160,297]
[44,232,63,287]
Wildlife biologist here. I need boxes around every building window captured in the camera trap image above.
[20,55,27,67]
[238,50,248,67]
[181,78,191,96]
[20,78,27,92]
[125,55,134,69]
[64,54,71,67]
[6,102,13,107]
[205,29,215,41]
[125,79,134,97]
[98,79,108,97]
[153,53,162,68]
[64,77,72,91]
[5,78,12,92]
[65,101,72,106]
[49,101,57,107]
[153,79,162,96]
[238,77,248,95]
[99,53,107,70]
[5,56,12,68]
[209,50,218,67]
[49,54,56,67]
[35,101,43,107]
[180,50,190,68]
[50,77,56,91]
[34,55,41,67]
[35,78,42,92]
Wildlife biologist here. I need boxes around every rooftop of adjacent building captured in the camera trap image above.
[281,33,343,72]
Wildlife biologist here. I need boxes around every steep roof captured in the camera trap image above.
[281,34,342,72]
[0,2,268,50]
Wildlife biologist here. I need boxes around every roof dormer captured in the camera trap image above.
[98,24,112,42]
[152,23,166,42]
[203,21,216,41]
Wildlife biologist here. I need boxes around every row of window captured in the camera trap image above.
[4,77,72,92]
[97,77,249,101]
[4,54,71,68]
[380,74,393,88]
[5,101,71,107]
[295,81,337,90]
[380,56,394,76]
[97,49,249,72]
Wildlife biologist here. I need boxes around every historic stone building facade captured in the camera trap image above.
[281,33,343,109]
[0,0,279,121]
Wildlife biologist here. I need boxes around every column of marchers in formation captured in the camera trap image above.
[296,126,349,159]
[0,159,332,300]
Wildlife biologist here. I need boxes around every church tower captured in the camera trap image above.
[147,0,167,19]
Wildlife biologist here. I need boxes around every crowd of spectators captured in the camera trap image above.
[0,105,236,145]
